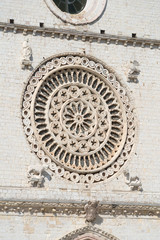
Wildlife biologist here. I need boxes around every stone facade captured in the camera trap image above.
[0,0,160,239]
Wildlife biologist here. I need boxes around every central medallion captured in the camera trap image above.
[60,97,97,140]
[48,83,111,156]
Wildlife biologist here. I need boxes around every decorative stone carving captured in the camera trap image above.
[22,53,136,184]
[21,39,32,70]
[0,200,160,217]
[84,201,99,223]
[27,164,48,187]
[123,169,143,191]
[128,60,140,83]
[58,226,120,240]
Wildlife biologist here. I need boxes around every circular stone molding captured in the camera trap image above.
[44,0,107,25]
[22,53,136,184]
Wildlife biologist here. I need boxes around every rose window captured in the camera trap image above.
[52,0,87,14]
[44,0,107,25]
[22,54,136,183]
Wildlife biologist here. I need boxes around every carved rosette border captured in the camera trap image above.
[22,53,136,184]
[0,201,160,218]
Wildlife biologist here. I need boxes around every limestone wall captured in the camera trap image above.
[0,0,160,239]
[0,214,159,240]
[0,0,160,39]
[0,32,160,194]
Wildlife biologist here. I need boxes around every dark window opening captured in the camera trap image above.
[132,33,136,38]
[10,19,14,24]
[53,0,87,14]
[100,30,105,34]
[40,22,44,28]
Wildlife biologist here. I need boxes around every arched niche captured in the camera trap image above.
[74,232,104,240]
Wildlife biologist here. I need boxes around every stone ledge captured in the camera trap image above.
[0,200,160,218]
[0,187,160,206]
[0,22,160,49]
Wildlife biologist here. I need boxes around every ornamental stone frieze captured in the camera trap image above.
[0,201,160,218]
[22,53,136,184]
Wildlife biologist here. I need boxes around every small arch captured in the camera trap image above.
[74,232,103,240]
[58,226,120,240]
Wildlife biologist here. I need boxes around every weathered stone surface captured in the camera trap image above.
[0,0,160,239]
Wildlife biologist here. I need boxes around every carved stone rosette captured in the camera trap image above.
[22,53,136,184]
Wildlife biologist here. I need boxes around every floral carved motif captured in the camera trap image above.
[0,201,160,217]
[22,53,136,184]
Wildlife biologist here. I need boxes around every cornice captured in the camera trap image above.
[0,22,160,50]
[0,200,160,218]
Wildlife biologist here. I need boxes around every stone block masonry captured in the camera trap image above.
[0,0,160,239]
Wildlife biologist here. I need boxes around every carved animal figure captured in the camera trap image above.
[128,60,140,83]
[27,164,48,187]
[123,169,143,191]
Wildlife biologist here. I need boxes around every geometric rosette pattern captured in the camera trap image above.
[22,53,135,183]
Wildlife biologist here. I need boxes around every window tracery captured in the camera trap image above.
[44,0,107,25]
[53,0,87,14]
[22,53,136,184]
